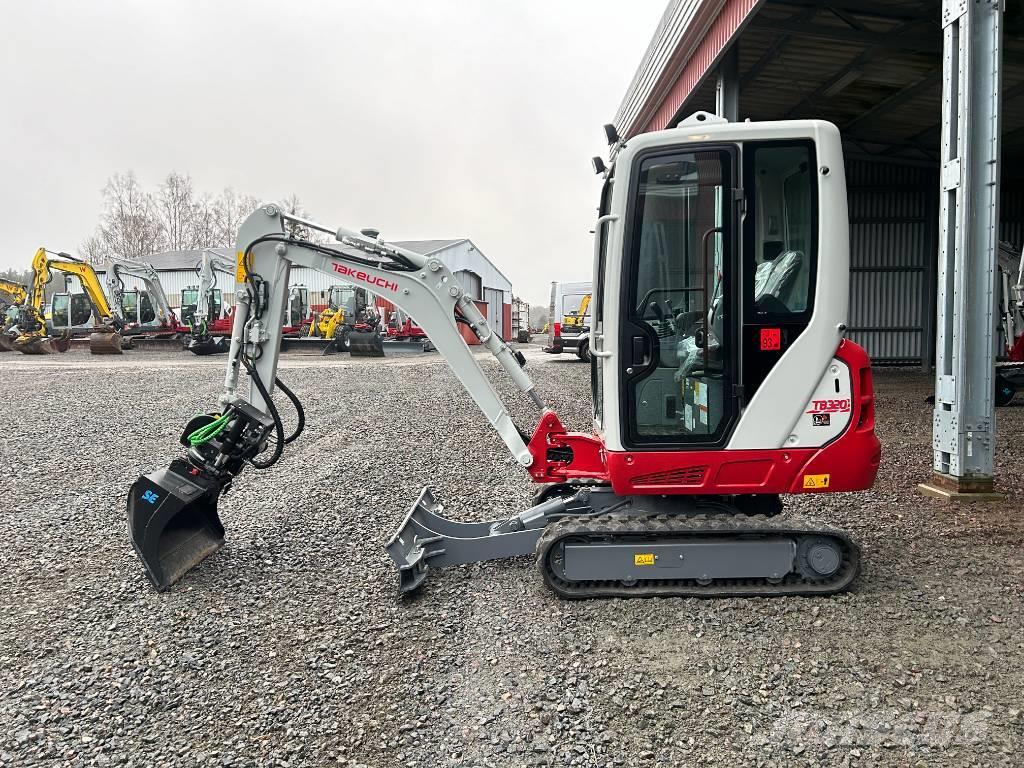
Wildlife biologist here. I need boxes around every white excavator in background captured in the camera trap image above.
[103,257,188,342]
[127,113,880,598]
[184,249,236,355]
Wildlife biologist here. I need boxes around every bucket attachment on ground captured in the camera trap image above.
[15,332,71,354]
[0,333,16,352]
[185,335,230,355]
[347,329,385,357]
[127,458,226,590]
[88,330,123,355]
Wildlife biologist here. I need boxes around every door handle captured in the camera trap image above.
[592,334,613,358]
[631,335,651,366]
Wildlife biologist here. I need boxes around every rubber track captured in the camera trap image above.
[536,511,860,599]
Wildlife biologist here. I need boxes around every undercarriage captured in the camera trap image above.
[386,485,858,598]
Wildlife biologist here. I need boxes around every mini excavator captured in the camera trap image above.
[128,114,880,597]
[104,257,187,338]
[14,248,122,354]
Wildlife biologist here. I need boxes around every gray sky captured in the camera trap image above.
[0,0,666,308]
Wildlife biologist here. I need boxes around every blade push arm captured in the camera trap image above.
[224,203,543,467]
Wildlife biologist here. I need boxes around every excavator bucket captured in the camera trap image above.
[15,333,71,355]
[185,335,230,355]
[127,458,226,590]
[88,330,123,355]
[347,330,385,357]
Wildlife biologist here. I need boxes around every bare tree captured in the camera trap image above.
[191,194,219,248]
[80,233,109,265]
[155,172,198,250]
[280,194,312,240]
[83,172,162,260]
[211,188,259,247]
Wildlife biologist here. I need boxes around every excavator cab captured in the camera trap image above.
[286,285,308,330]
[50,292,94,331]
[181,286,223,329]
[119,289,158,328]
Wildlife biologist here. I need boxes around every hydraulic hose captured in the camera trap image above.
[241,357,285,470]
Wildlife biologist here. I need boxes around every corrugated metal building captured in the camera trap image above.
[615,0,1024,365]
[94,238,515,340]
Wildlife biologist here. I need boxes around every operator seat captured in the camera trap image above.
[754,250,805,312]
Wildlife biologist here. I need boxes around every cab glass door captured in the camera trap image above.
[621,148,735,447]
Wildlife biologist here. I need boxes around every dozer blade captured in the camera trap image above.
[127,458,226,590]
[385,487,545,594]
[89,330,123,355]
[347,330,385,357]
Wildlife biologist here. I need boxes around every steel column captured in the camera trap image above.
[930,0,1003,490]
[715,46,740,122]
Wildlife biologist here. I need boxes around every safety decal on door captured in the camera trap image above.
[802,474,830,489]
[634,553,655,566]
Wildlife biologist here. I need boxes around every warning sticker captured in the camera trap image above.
[634,553,655,566]
[812,413,831,427]
[802,474,831,489]
[236,250,248,282]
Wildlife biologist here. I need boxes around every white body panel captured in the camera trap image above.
[594,115,850,452]
[787,358,852,447]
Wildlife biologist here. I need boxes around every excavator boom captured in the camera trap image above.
[128,202,541,589]
[184,249,236,355]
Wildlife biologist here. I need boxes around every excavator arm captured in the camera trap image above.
[0,279,27,308]
[104,257,180,328]
[227,204,540,464]
[193,250,236,331]
[128,202,556,589]
[183,249,240,354]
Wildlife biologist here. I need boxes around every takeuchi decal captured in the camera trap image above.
[806,398,851,414]
[332,262,398,292]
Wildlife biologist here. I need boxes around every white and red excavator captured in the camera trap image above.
[128,113,880,597]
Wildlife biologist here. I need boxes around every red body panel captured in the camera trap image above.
[386,319,426,339]
[527,339,880,496]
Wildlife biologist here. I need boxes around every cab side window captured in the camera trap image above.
[750,144,816,316]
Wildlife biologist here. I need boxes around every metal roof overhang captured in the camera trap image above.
[615,0,1024,166]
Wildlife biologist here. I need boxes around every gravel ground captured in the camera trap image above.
[0,346,1022,768]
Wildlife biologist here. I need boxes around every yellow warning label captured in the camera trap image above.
[634,553,655,566]
[802,474,831,489]
[236,251,248,282]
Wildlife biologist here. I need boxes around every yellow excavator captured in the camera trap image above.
[0,279,29,352]
[13,248,123,355]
